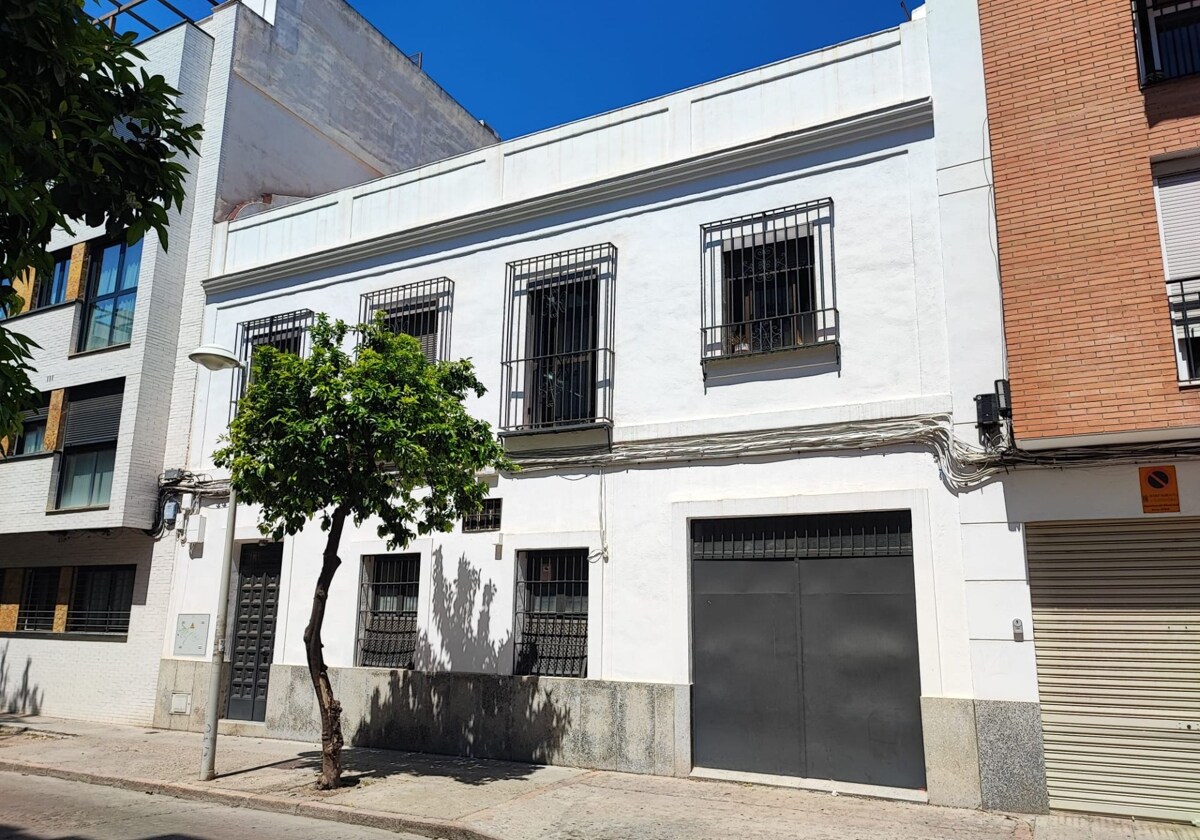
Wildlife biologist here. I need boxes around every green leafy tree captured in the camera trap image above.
[214,315,515,789]
[0,0,203,441]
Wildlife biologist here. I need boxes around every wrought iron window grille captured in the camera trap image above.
[1168,277,1200,383]
[356,554,421,669]
[463,497,502,532]
[700,199,837,365]
[230,309,315,416]
[359,278,454,363]
[1134,0,1200,85]
[501,244,617,433]
[513,549,588,678]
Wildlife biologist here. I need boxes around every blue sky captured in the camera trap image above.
[351,0,923,140]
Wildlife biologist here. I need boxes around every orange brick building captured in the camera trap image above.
[978,0,1200,446]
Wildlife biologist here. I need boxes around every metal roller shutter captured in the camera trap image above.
[63,381,123,447]
[1026,519,1200,823]
[1158,170,1200,280]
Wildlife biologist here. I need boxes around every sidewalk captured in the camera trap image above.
[0,715,1196,840]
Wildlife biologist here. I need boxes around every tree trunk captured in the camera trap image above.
[304,505,348,789]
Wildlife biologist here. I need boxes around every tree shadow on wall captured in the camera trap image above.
[0,643,44,717]
[327,550,572,784]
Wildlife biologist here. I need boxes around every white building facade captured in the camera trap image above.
[153,0,1048,813]
[0,0,496,725]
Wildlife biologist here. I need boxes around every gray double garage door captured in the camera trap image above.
[691,510,926,790]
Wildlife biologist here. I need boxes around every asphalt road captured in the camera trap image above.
[0,772,427,839]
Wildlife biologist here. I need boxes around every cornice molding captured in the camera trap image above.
[204,97,933,296]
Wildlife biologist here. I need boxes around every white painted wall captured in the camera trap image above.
[164,5,1030,714]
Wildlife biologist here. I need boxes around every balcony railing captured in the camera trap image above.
[1134,0,1200,85]
[65,609,132,634]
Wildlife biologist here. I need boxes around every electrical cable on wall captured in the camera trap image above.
[511,413,1200,492]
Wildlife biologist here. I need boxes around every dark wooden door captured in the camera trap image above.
[226,543,282,722]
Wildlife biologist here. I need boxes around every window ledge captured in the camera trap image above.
[0,450,55,464]
[500,420,613,438]
[702,339,840,367]
[45,504,111,515]
[0,300,80,324]
[0,631,127,643]
[69,341,131,359]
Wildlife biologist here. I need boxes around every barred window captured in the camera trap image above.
[701,200,837,363]
[360,278,453,363]
[463,498,502,533]
[357,554,421,669]
[514,549,588,677]
[18,567,59,632]
[68,565,135,634]
[231,309,314,411]
[501,245,616,432]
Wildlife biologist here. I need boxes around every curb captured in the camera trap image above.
[0,759,503,840]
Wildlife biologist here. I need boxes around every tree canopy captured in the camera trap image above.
[0,0,203,440]
[214,315,514,788]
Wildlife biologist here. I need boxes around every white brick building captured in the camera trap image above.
[0,0,495,725]
[153,1,1048,813]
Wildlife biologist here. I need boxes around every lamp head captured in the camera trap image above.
[188,343,241,372]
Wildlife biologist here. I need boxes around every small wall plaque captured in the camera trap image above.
[173,613,210,656]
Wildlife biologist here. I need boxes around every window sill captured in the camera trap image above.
[69,341,131,359]
[45,504,111,515]
[0,450,55,464]
[702,339,840,366]
[0,631,127,643]
[0,300,80,324]
[500,420,612,438]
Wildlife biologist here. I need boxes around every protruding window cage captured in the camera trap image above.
[514,549,589,678]
[356,554,421,669]
[1134,0,1200,85]
[359,278,454,363]
[501,244,617,433]
[230,309,314,418]
[700,199,837,365]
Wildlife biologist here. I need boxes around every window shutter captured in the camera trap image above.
[1158,170,1200,280]
[64,381,123,447]
[22,404,49,425]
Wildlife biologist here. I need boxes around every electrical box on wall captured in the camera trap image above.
[186,514,206,544]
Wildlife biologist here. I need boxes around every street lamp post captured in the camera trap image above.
[188,343,242,782]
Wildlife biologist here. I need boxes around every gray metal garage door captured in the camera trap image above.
[1027,519,1200,823]
[691,511,925,790]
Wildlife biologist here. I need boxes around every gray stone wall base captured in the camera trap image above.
[974,699,1049,813]
[154,660,1047,811]
[920,696,982,809]
[155,660,690,777]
